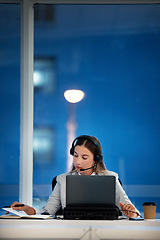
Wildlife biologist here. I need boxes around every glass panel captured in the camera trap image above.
[0,4,20,215]
[33,4,160,216]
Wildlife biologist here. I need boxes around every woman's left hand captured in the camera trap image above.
[120,202,138,218]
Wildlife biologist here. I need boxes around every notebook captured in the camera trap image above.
[66,175,116,208]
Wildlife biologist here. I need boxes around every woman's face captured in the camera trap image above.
[73,145,95,175]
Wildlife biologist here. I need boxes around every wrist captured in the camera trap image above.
[24,205,36,215]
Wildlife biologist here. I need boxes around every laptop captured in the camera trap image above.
[64,175,119,220]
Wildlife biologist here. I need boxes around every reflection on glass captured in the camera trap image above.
[33,127,54,164]
[34,4,55,22]
[34,57,56,93]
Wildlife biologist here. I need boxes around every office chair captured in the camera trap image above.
[52,176,63,216]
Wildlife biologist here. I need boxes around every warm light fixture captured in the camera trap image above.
[64,89,85,103]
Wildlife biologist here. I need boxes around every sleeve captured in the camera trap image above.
[35,179,62,216]
[115,176,132,209]
[115,176,140,215]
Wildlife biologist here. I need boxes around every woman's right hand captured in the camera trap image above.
[5,201,36,215]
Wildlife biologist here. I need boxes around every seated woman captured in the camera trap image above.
[6,135,139,218]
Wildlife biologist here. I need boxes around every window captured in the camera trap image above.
[0,3,20,215]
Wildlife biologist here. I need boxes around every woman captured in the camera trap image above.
[7,135,139,218]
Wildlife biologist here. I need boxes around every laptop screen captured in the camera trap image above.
[66,175,116,208]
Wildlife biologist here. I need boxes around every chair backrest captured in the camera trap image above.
[52,176,63,216]
[52,176,57,191]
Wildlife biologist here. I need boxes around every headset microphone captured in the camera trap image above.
[80,163,96,172]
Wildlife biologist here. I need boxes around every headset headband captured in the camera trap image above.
[70,135,103,163]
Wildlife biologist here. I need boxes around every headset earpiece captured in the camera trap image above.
[94,153,103,164]
[70,146,74,156]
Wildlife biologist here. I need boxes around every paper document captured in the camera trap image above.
[1,207,53,219]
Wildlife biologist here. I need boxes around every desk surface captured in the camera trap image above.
[0,218,160,240]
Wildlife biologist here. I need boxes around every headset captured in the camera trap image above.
[70,135,103,164]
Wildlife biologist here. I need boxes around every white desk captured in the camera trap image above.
[0,219,160,240]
